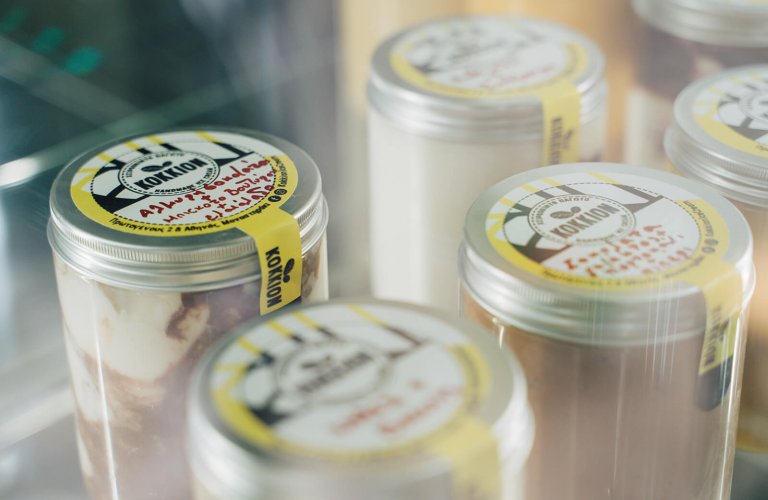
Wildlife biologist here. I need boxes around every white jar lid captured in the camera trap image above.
[666,65,768,208]
[367,15,606,143]
[460,163,754,346]
[188,300,532,499]
[632,0,768,47]
[48,127,327,292]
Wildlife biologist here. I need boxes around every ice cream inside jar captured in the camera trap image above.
[47,128,328,500]
[459,163,754,499]
[367,15,607,311]
[665,64,768,455]
[188,300,533,500]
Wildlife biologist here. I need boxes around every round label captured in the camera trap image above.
[209,304,491,458]
[485,171,728,287]
[390,18,588,98]
[70,130,298,235]
[691,67,768,159]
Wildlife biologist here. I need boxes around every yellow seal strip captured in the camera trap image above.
[533,68,582,165]
[677,199,744,410]
[236,208,302,314]
[425,344,500,499]
[428,415,502,499]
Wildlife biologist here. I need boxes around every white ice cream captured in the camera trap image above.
[368,109,606,312]
[55,257,209,382]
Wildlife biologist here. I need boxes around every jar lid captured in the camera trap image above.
[632,0,768,47]
[367,15,606,147]
[666,64,768,208]
[188,300,532,499]
[460,163,754,346]
[48,128,327,297]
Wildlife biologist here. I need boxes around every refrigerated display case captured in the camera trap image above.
[0,0,766,498]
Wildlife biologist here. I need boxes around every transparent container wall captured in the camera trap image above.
[460,286,746,500]
[52,237,326,500]
[0,168,70,449]
[336,0,465,296]
[625,23,767,169]
[368,109,606,311]
[735,201,768,454]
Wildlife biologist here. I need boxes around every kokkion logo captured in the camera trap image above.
[119,151,219,196]
[132,158,208,191]
[548,203,622,239]
[527,194,636,246]
[265,247,295,308]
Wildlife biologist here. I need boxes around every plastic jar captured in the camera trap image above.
[459,163,754,499]
[367,15,607,311]
[188,299,533,500]
[626,0,768,169]
[664,65,768,457]
[47,128,328,499]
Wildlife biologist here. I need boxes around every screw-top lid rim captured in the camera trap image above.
[367,15,606,142]
[48,127,327,291]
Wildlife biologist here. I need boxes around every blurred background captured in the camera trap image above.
[0,0,764,498]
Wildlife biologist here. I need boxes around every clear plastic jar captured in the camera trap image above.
[664,65,768,457]
[459,163,754,499]
[47,128,328,499]
[336,0,467,296]
[626,0,768,168]
[188,300,533,500]
[368,15,607,311]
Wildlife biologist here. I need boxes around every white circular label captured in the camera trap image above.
[486,172,709,280]
[391,18,584,96]
[71,130,297,232]
[691,67,768,157]
[210,304,488,457]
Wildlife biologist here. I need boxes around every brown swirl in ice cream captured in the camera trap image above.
[57,237,327,500]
